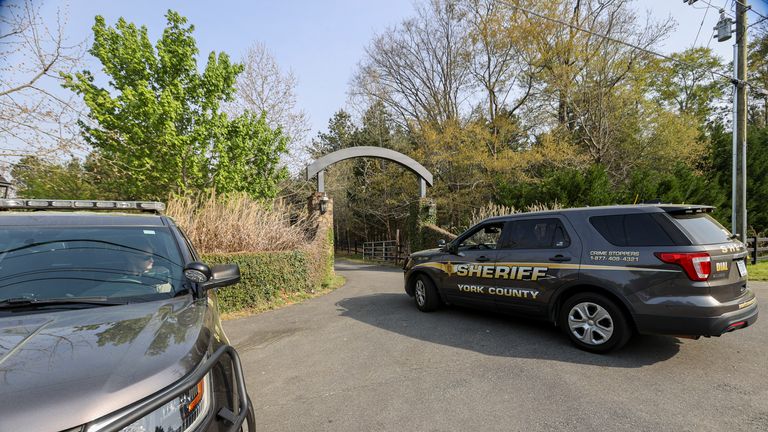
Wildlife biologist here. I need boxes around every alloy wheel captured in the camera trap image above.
[567,302,614,345]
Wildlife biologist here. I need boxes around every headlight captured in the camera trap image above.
[88,373,211,432]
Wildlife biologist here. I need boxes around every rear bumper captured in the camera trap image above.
[634,300,758,337]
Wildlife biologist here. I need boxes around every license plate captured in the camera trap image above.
[736,260,747,278]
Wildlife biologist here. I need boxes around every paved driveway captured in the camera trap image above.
[223,260,768,432]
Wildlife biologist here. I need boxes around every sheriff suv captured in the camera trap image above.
[0,199,254,432]
[403,205,758,353]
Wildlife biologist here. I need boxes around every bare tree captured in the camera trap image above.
[463,0,537,123]
[0,0,85,171]
[352,0,474,127]
[227,42,311,172]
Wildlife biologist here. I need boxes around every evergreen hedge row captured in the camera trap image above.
[202,250,315,315]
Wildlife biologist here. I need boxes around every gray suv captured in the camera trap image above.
[403,205,758,353]
[0,199,254,431]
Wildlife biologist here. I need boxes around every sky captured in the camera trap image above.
[4,0,768,148]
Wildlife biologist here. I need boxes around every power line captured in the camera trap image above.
[732,0,768,20]
[708,0,732,49]
[748,14,768,28]
[692,0,713,47]
[700,0,735,18]
[699,0,768,26]
[497,0,733,81]
[497,0,768,93]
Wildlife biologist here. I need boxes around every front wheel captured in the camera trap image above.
[413,274,441,312]
[559,292,631,353]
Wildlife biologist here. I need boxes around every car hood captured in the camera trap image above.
[410,248,443,258]
[0,296,213,432]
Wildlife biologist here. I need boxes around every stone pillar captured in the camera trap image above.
[307,192,335,285]
[308,192,333,228]
[408,197,437,252]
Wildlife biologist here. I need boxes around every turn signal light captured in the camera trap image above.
[655,252,711,281]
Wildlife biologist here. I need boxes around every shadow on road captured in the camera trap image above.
[335,292,681,368]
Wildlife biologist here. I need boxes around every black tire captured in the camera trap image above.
[558,292,631,353]
[413,274,441,312]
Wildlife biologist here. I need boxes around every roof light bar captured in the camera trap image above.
[0,199,165,213]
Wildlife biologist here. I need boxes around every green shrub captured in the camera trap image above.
[203,251,313,314]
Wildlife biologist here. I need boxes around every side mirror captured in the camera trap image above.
[184,261,212,283]
[437,239,446,248]
[446,242,458,255]
[204,264,241,290]
[184,262,241,290]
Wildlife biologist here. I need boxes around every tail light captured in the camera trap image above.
[655,252,711,281]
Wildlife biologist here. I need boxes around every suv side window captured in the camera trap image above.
[590,213,686,246]
[457,221,505,250]
[501,218,570,249]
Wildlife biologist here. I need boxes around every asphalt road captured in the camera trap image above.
[223,260,768,432]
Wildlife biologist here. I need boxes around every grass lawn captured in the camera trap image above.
[748,261,768,281]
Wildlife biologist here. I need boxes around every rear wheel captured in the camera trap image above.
[559,292,630,353]
[413,274,441,312]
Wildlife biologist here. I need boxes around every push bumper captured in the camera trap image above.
[634,299,758,337]
[92,345,253,432]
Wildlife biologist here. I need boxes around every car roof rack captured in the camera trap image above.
[0,199,165,214]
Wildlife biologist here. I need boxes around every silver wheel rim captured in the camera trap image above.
[415,280,426,307]
[568,302,614,345]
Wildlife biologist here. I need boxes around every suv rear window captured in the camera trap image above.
[671,214,732,245]
[590,213,688,247]
[501,218,570,249]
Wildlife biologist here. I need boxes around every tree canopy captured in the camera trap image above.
[62,10,287,200]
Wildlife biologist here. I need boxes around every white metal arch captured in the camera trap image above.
[306,146,434,198]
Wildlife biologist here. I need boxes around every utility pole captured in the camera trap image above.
[710,0,749,242]
[735,0,748,243]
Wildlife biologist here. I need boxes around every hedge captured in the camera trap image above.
[203,250,315,315]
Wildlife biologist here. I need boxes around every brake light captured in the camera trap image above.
[655,252,711,281]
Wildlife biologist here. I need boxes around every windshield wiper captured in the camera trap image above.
[0,296,127,310]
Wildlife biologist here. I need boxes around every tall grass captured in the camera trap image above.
[166,193,316,254]
[466,201,562,230]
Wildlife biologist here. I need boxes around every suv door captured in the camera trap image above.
[442,221,506,309]
[493,217,581,316]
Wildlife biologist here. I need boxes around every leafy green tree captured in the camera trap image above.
[748,30,768,125]
[62,11,287,200]
[308,110,356,158]
[709,124,768,233]
[495,164,614,209]
[11,156,105,199]
[651,47,726,123]
[344,102,417,237]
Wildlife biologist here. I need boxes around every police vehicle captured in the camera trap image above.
[403,205,758,353]
[0,199,254,432]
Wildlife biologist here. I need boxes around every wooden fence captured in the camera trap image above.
[335,239,408,264]
[363,240,399,262]
[747,237,768,264]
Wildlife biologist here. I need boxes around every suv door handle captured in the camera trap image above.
[549,255,571,262]
[476,256,491,262]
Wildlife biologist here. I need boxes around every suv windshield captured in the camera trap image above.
[0,226,184,303]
